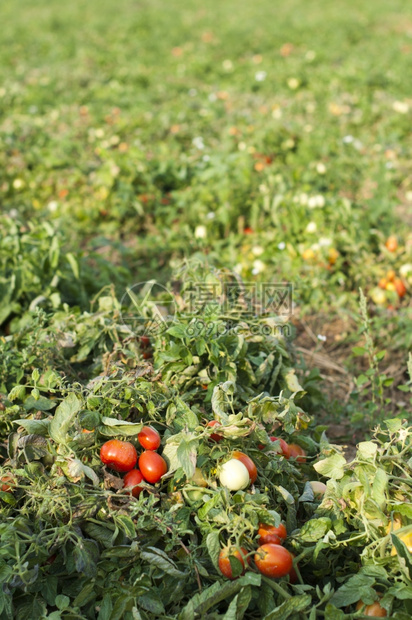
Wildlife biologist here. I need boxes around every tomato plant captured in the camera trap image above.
[258,522,287,545]
[254,544,293,578]
[232,451,257,483]
[218,546,248,579]
[100,440,138,472]
[138,426,161,451]
[138,451,168,483]
[123,469,144,497]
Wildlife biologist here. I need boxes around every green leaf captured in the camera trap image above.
[49,393,82,444]
[115,515,136,539]
[392,534,412,577]
[324,604,345,620]
[167,324,188,339]
[211,381,235,422]
[140,547,185,577]
[385,418,403,432]
[263,594,312,619]
[55,595,70,611]
[356,374,369,387]
[14,419,50,436]
[206,531,220,570]
[357,441,378,460]
[99,417,143,437]
[330,574,376,608]
[163,431,198,477]
[371,468,388,509]
[138,592,165,616]
[23,395,56,411]
[73,540,99,577]
[177,436,198,478]
[298,518,332,542]
[314,453,346,480]
[352,346,366,356]
[8,385,26,401]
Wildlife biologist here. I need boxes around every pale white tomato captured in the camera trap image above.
[219,459,250,491]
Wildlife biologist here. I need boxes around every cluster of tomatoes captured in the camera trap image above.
[218,522,297,582]
[100,426,167,496]
[378,269,407,299]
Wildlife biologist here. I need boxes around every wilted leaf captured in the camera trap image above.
[50,393,82,444]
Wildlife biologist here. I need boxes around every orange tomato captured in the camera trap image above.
[385,236,398,252]
[356,600,387,617]
[287,444,307,463]
[394,278,407,298]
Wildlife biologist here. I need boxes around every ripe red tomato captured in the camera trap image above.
[287,443,306,463]
[139,451,167,483]
[207,420,223,443]
[100,440,137,472]
[142,351,153,360]
[254,544,293,578]
[232,451,257,484]
[218,546,248,579]
[138,426,161,451]
[123,469,144,498]
[258,522,287,545]
[0,474,14,492]
[269,437,290,457]
[140,335,151,348]
[356,600,387,617]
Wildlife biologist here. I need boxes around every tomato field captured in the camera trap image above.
[0,0,412,618]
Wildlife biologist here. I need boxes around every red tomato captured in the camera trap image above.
[138,426,161,451]
[258,522,287,545]
[207,420,223,443]
[140,335,151,348]
[244,227,254,235]
[0,474,14,492]
[123,469,144,498]
[142,351,153,360]
[356,601,387,617]
[254,544,293,578]
[100,440,137,473]
[287,444,306,463]
[232,451,257,484]
[218,546,248,579]
[139,451,167,483]
[269,437,290,457]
